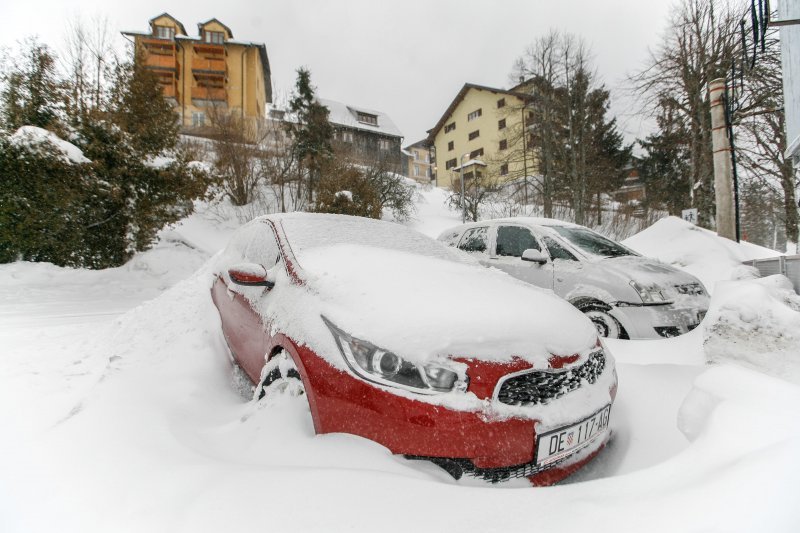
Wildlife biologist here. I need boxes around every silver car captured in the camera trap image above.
[438,218,709,339]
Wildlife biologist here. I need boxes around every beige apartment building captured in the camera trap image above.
[122,13,272,135]
[403,140,433,182]
[427,83,533,190]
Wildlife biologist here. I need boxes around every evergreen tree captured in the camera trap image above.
[286,68,333,207]
[638,99,692,216]
[0,39,62,131]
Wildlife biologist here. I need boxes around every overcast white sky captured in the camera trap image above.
[2,0,678,145]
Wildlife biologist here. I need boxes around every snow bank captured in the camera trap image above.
[703,274,800,383]
[9,125,90,164]
[623,216,781,293]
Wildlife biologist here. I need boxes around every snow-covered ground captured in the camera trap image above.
[1,188,799,532]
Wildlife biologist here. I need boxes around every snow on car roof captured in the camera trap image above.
[270,213,473,265]
[241,214,599,369]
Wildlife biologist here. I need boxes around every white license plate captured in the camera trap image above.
[535,405,611,466]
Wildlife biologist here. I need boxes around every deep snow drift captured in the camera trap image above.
[1,191,799,532]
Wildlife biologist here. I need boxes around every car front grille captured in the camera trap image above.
[496,350,605,406]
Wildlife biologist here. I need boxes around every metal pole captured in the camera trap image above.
[460,154,467,223]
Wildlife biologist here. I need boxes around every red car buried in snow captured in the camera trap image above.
[211,213,617,485]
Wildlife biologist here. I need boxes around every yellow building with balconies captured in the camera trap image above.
[427,83,534,190]
[123,13,272,135]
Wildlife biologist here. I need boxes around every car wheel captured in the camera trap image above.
[583,307,625,339]
[255,350,305,401]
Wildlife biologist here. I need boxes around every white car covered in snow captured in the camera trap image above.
[439,218,709,339]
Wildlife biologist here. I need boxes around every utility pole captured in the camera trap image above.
[709,78,736,241]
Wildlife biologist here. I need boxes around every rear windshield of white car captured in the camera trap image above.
[550,226,636,258]
[279,215,474,264]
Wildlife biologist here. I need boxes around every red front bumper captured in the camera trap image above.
[287,341,615,484]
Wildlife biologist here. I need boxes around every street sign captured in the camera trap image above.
[682,208,698,224]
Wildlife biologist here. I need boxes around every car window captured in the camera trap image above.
[543,236,578,261]
[439,229,462,247]
[457,227,489,253]
[550,226,635,258]
[495,225,541,257]
[244,222,281,268]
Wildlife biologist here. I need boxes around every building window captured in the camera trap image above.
[467,108,482,121]
[192,111,205,127]
[154,25,175,40]
[342,131,354,143]
[498,118,506,130]
[499,139,507,151]
[500,163,509,176]
[448,141,454,151]
[204,31,225,44]
[357,112,378,125]
[497,98,506,108]
[379,138,391,151]
[469,148,484,159]
[445,158,457,170]
[444,122,456,133]
[468,130,480,141]
[426,167,431,178]
[413,150,420,160]
[414,164,420,176]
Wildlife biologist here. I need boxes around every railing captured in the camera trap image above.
[192,57,226,74]
[140,37,175,52]
[146,54,178,70]
[193,43,225,56]
[161,83,178,99]
[745,255,800,294]
[191,86,226,101]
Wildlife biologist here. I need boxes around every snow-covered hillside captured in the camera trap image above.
[1,188,799,533]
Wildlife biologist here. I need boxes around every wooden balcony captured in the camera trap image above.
[192,57,226,75]
[193,43,226,56]
[145,53,178,71]
[139,37,175,53]
[192,86,227,102]
[161,83,179,99]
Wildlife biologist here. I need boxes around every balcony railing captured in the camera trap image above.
[192,57,226,75]
[192,86,227,101]
[146,54,178,70]
[193,43,225,56]
[139,37,175,53]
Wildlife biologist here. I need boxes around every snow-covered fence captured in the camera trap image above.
[745,255,800,294]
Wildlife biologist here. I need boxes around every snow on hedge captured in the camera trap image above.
[9,125,90,164]
[623,216,780,293]
[703,272,800,383]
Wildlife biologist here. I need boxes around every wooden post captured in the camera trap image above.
[709,78,736,241]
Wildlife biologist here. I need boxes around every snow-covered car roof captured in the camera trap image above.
[238,214,599,369]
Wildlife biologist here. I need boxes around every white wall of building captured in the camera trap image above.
[780,0,800,162]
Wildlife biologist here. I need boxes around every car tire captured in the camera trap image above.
[573,300,629,340]
[254,350,305,401]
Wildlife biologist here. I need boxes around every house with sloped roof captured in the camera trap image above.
[426,82,534,191]
[122,13,271,138]
[320,98,403,170]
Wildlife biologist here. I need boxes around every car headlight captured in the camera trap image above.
[322,316,468,394]
[630,280,674,304]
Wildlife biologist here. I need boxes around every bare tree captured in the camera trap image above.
[61,14,116,119]
[207,107,261,206]
[734,29,798,251]
[630,0,741,227]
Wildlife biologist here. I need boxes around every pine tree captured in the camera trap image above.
[0,38,62,131]
[286,68,333,207]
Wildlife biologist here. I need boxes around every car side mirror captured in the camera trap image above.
[228,263,275,289]
[521,249,548,265]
